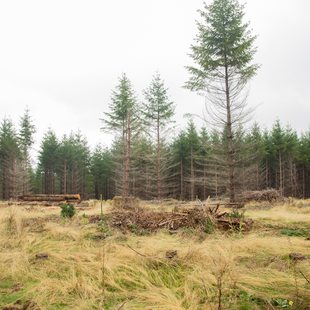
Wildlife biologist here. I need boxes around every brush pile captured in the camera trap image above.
[109,205,253,233]
[242,189,281,203]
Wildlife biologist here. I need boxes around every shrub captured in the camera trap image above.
[97,218,112,239]
[228,210,244,219]
[203,217,215,234]
[60,203,76,218]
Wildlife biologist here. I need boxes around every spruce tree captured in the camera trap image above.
[38,129,59,194]
[101,74,140,200]
[298,131,310,198]
[143,73,175,199]
[0,119,21,199]
[198,127,211,200]
[185,120,200,200]
[90,145,114,199]
[19,108,36,194]
[185,0,259,201]
[170,131,189,200]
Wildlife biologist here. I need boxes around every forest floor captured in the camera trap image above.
[0,199,309,310]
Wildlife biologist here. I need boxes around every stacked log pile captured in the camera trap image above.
[18,194,81,204]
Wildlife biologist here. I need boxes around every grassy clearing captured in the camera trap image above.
[245,199,310,225]
[0,200,309,309]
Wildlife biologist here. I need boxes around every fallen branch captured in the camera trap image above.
[300,271,310,285]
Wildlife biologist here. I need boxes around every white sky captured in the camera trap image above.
[0,0,309,153]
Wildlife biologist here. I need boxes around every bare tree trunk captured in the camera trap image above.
[122,122,126,197]
[71,169,74,194]
[290,158,293,196]
[302,167,306,199]
[52,172,55,194]
[265,159,269,188]
[157,111,161,200]
[279,152,283,195]
[180,160,184,200]
[44,169,48,194]
[63,160,67,194]
[256,163,259,190]
[12,158,16,199]
[123,111,131,199]
[224,63,235,202]
[2,161,7,199]
[215,165,218,199]
[203,165,206,200]
[190,147,194,200]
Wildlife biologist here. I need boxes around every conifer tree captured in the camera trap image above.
[0,119,21,199]
[57,132,91,197]
[244,123,265,190]
[170,131,188,200]
[198,127,211,200]
[90,144,114,199]
[19,108,36,194]
[101,74,140,199]
[185,0,259,201]
[185,120,200,200]
[298,131,310,198]
[38,129,59,194]
[143,73,175,199]
[130,136,154,199]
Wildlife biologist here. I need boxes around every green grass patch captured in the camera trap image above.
[280,228,309,237]
[0,279,36,307]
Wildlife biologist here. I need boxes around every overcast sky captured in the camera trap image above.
[0,0,309,152]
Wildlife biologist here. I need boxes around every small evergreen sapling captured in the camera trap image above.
[60,203,76,218]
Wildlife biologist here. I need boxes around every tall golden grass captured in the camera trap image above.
[0,201,309,309]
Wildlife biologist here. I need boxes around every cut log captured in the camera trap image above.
[18,194,81,202]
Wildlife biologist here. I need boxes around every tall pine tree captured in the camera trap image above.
[19,108,36,194]
[101,74,141,200]
[185,0,259,201]
[143,73,175,199]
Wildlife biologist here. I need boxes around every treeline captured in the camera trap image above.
[3,1,308,202]
[1,97,310,201]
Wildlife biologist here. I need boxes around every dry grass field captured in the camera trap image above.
[0,199,309,309]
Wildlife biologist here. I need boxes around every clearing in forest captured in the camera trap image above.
[0,199,309,309]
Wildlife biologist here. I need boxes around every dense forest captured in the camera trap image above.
[1,101,310,201]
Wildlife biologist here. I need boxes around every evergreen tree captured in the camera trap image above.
[298,131,310,198]
[38,129,59,194]
[197,127,211,200]
[185,120,200,200]
[0,118,21,199]
[90,144,114,199]
[244,123,265,190]
[130,136,155,199]
[19,108,36,194]
[170,131,189,200]
[57,132,91,197]
[185,0,259,201]
[101,74,140,199]
[143,73,175,199]
[71,132,91,197]
[19,108,36,159]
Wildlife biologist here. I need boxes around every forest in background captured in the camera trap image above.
[1,99,310,201]
[1,0,309,202]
